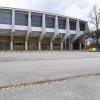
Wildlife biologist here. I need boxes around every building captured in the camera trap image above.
[0,7,88,51]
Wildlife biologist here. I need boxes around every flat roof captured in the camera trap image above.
[0,6,87,22]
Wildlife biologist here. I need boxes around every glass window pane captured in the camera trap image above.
[80,22,86,31]
[58,19,66,29]
[69,20,76,30]
[15,13,28,26]
[31,15,42,27]
[0,10,12,24]
[46,17,55,28]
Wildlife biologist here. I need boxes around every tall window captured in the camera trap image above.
[46,17,54,28]
[15,12,28,26]
[58,19,66,29]
[80,22,86,31]
[69,19,76,30]
[0,10,12,24]
[31,15,42,27]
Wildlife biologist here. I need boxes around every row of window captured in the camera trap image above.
[0,11,12,24]
[0,11,86,31]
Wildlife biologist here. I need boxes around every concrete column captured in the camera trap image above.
[10,9,15,51]
[42,13,46,33]
[60,34,63,50]
[66,18,70,31]
[65,18,70,40]
[71,43,73,50]
[54,16,58,38]
[76,20,80,34]
[52,16,58,41]
[12,9,15,32]
[55,16,58,33]
[61,41,63,50]
[25,41,28,51]
[10,40,13,51]
[39,13,46,41]
[38,40,41,50]
[10,32,13,51]
[65,40,66,50]
[69,42,70,50]
[68,35,71,50]
[79,43,82,50]
[28,11,31,33]
[50,41,53,50]
[25,11,31,51]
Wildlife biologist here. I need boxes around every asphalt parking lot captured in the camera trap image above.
[0,51,100,100]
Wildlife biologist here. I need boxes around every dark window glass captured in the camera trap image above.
[69,20,76,30]
[31,15,42,27]
[58,19,66,29]
[46,17,55,28]
[15,13,28,26]
[0,10,12,24]
[80,22,86,31]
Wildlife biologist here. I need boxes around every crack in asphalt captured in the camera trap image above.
[0,73,100,91]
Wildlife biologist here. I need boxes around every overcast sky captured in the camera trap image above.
[0,0,100,21]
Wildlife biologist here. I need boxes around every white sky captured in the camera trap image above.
[0,0,100,21]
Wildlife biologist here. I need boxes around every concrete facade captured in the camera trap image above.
[0,7,88,51]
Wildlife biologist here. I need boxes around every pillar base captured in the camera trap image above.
[70,43,73,50]
[38,41,41,50]
[10,41,13,51]
[25,41,28,51]
[61,41,63,50]
[79,43,82,50]
[50,41,53,50]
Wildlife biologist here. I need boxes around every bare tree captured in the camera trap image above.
[89,5,100,51]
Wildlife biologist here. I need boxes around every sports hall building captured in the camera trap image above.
[0,7,88,51]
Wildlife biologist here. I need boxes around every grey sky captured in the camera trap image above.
[0,0,100,21]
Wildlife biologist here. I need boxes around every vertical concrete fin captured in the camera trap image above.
[12,9,15,32]
[51,15,58,41]
[39,13,46,41]
[63,17,70,42]
[28,11,31,33]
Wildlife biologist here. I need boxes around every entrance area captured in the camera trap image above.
[41,38,50,50]
[13,36,25,50]
[28,37,38,50]
[73,39,79,50]
[53,38,61,50]
[63,39,69,50]
[0,36,10,50]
